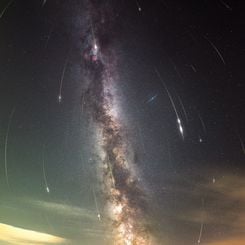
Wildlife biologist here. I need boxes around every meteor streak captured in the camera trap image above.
[198,222,204,244]
[237,134,245,155]
[239,138,245,155]
[170,59,184,84]
[203,36,226,65]
[146,94,158,104]
[42,145,50,193]
[219,0,232,11]
[177,94,188,122]
[155,68,184,139]
[197,199,205,244]
[42,0,47,7]
[198,113,207,134]
[89,19,100,62]
[189,64,197,73]
[92,186,101,221]
[58,48,71,103]
[4,107,15,188]
[135,0,142,12]
[81,93,85,114]
[0,0,14,19]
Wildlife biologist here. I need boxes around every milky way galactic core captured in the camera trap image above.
[80,1,152,244]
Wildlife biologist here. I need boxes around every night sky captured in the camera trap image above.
[0,0,244,245]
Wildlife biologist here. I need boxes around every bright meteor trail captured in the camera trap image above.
[58,47,71,103]
[155,68,185,139]
[42,145,50,193]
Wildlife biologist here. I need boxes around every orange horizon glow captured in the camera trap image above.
[0,223,67,245]
[207,237,245,245]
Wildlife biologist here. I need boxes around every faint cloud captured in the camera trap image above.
[26,199,97,221]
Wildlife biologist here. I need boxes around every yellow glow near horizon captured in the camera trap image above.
[207,237,245,245]
[0,223,67,245]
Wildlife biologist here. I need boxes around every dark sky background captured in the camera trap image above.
[0,0,244,244]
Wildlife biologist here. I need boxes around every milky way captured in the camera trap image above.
[80,1,151,244]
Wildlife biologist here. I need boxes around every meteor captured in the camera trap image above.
[197,222,204,244]
[198,113,207,134]
[190,64,197,73]
[177,94,188,122]
[58,58,67,104]
[0,0,14,19]
[89,19,100,62]
[58,94,62,103]
[155,68,185,139]
[135,0,142,12]
[197,199,205,244]
[58,47,71,104]
[237,134,245,155]
[42,145,50,194]
[4,107,15,188]
[219,0,232,11]
[146,94,158,104]
[203,35,226,65]
[42,0,47,7]
[92,186,101,221]
[177,118,184,138]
